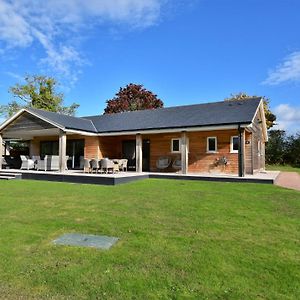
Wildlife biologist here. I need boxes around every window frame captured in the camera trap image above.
[230,136,239,153]
[171,138,181,153]
[206,136,218,153]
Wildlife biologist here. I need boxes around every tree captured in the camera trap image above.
[225,92,276,129]
[104,83,164,114]
[285,133,300,167]
[265,130,286,165]
[0,75,79,117]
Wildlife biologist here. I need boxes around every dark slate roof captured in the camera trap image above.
[83,97,261,133]
[26,98,261,133]
[27,107,97,133]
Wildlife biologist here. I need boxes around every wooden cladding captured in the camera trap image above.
[3,112,55,134]
[82,130,244,174]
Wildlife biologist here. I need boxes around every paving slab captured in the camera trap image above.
[53,233,119,250]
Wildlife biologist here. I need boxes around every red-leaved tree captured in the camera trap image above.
[104,83,164,114]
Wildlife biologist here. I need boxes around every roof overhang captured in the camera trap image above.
[96,123,251,136]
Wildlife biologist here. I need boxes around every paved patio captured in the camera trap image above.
[275,172,300,191]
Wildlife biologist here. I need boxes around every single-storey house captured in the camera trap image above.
[0,97,267,177]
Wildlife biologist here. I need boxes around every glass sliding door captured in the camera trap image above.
[40,139,84,169]
[66,140,84,169]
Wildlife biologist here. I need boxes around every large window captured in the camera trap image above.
[207,137,217,153]
[171,138,181,153]
[40,141,59,157]
[230,136,239,153]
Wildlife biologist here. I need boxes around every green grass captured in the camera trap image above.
[266,164,300,174]
[0,179,299,299]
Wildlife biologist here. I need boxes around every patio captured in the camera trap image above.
[0,168,280,185]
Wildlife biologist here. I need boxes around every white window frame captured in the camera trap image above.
[171,138,181,153]
[230,136,239,153]
[207,137,217,153]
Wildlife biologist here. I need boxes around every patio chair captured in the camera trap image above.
[83,158,91,173]
[172,158,182,170]
[156,156,171,171]
[90,159,99,173]
[79,156,84,169]
[119,159,128,172]
[101,158,115,174]
[36,155,68,171]
[20,155,35,170]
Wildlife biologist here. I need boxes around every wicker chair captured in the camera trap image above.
[119,159,128,172]
[172,158,182,170]
[101,158,115,174]
[90,159,99,173]
[20,155,35,170]
[83,158,91,173]
[156,156,171,171]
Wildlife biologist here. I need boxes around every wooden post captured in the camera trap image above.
[0,133,3,170]
[59,130,67,173]
[136,134,142,173]
[181,131,188,174]
[238,125,245,177]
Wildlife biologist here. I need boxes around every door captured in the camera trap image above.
[142,139,150,172]
[122,140,136,171]
[66,140,84,169]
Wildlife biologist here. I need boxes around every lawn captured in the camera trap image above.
[0,179,299,299]
[266,164,300,174]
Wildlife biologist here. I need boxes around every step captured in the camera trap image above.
[0,173,22,179]
[0,176,18,180]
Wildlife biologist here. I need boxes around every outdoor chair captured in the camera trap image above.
[172,158,182,170]
[83,158,91,173]
[79,156,84,169]
[36,155,68,171]
[20,155,35,170]
[90,159,99,173]
[156,156,171,171]
[101,158,115,174]
[119,159,128,172]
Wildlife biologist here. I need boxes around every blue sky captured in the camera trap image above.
[0,0,300,132]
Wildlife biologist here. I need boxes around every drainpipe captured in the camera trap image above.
[238,124,245,177]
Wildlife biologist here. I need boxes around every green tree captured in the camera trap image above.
[104,83,164,114]
[225,92,276,129]
[265,130,286,165]
[0,75,79,117]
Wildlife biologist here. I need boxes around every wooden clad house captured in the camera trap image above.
[0,97,267,177]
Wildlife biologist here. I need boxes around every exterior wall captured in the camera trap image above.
[28,126,265,175]
[250,107,266,172]
[245,131,253,174]
[84,136,101,159]
[88,130,244,174]
[147,130,240,174]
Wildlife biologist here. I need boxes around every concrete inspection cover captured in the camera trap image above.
[53,233,119,250]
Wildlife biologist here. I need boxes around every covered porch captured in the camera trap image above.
[0,110,87,173]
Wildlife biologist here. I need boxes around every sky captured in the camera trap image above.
[0,0,300,133]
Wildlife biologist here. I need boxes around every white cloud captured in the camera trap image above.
[0,0,164,83]
[273,104,300,133]
[263,51,300,85]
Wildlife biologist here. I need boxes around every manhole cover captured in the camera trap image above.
[53,233,119,250]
